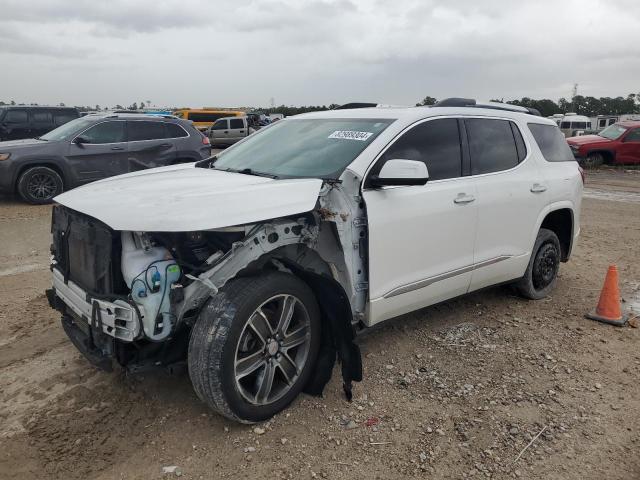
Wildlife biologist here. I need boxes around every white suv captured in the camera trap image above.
[47,99,583,423]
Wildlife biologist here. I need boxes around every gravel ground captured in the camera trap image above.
[0,168,639,480]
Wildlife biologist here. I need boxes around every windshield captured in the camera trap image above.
[213,118,393,178]
[598,124,627,140]
[40,117,97,141]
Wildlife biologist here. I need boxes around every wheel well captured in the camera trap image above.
[540,208,573,262]
[16,162,65,191]
[241,246,362,397]
[587,150,614,164]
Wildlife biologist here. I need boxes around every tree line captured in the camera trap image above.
[3,93,639,118]
[417,93,640,117]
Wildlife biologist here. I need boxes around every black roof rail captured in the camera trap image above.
[335,102,378,109]
[433,98,476,107]
[432,97,541,116]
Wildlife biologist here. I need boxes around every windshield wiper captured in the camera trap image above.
[225,167,279,179]
[34,136,48,141]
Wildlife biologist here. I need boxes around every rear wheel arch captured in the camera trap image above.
[539,208,573,262]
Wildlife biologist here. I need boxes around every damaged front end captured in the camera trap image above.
[48,177,365,396]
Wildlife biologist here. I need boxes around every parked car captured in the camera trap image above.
[46,99,582,423]
[566,121,640,167]
[0,113,211,203]
[173,109,245,132]
[0,106,79,141]
[207,116,256,146]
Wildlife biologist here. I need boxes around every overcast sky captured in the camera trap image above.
[1,0,639,108]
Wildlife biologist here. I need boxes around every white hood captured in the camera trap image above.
[54,164,323,232]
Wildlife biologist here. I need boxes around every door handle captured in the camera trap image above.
[110,146,124,151]
[530,183,547,193]
[239,130,244,133]
[224,131,229,134]
[454,193,475,204]
[158,143,172,148]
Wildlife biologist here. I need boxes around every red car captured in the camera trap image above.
[566,121,640,167]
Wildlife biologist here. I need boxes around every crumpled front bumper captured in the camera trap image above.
[49,267,140,342]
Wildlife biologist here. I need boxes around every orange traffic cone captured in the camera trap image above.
[585,265,627,326]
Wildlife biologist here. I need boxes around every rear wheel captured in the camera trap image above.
[17,166,63,204]
[188,272,320,423]
[583,152,604,168]
[515,228,561,300]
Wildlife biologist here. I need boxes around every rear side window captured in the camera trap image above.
[128,121,166,141]
[5,110,28,123]
[80,121,126,144]
[466,119,519,174]
[377,118,462,181]
[165,123,188,138]
[54,113,76,126]
[528,123,575,162]
[32,111,53,123]
[229,118,245,129]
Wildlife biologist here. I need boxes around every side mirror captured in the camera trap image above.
[369,159,429,188]
[73,135,88,145]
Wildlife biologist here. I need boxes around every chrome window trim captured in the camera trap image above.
[70,120,190,145]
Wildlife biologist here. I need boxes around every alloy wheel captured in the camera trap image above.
[27,173,58,200]
[234,294,311,405]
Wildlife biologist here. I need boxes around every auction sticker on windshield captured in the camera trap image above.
[328,130,374,141]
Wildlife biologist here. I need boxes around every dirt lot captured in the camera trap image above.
[1,169,639,480]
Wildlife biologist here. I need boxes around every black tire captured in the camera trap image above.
[583,152,604,168]
[17,166,63,204]
[515,228,561,300]
[188,271,321,423]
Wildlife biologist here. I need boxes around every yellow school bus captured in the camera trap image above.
[173,109,245,131]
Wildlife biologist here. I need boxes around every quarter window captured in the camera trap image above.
[527,123,575,162]
[376,118,462,181]
[128,121,166,141]
[466,119,520,174]
[165,123,188,138]
[79,121,126,144]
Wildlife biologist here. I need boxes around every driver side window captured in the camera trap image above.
[213,119,228,130]
[624,128,640,142]
[80,121,126,144]
[372,118,462,181]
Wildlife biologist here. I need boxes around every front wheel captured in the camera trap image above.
[17,166,63,204]
[515,228,561,300]
[188,272,320,423]
[583,152,604,168]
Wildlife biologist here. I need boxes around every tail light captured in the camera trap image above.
[578,165,585,184]
[202,135,210,145]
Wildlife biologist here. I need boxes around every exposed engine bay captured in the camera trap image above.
[48,177,366,391]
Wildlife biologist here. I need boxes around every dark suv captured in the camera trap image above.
[0,113,211,204]
[0,106,79,141]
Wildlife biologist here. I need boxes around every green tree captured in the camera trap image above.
[140,101,145,109]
